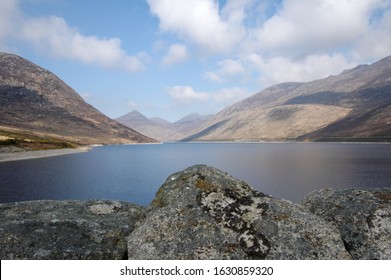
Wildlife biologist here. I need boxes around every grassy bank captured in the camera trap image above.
[0,128,80,152]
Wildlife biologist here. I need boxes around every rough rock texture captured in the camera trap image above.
[302,188,391,259]
[1,166,388,260]
[0,200,144,259]
[127,165,351,260]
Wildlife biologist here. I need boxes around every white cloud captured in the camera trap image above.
[147,0,391,61]
[147,0,246,54]
[204,59,245,82]
[166,86,210,104]
[19,16,146,72]
[246,53,355,87]
[162,44,188,66]
[351,5,391,61]
[166,85,250,110]
[212,87,250,105]
[245,0,387,56]
[199,0,391,89]
[149,0,391,83]
[3,0,391,118]
[0,0,148,72]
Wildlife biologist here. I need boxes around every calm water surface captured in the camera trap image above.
[0,143,390,206]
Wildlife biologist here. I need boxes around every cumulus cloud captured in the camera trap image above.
[19,16,146,71]
[147,0,247,54]
[0,0,147,72]
[147,0,391,61]
[204,59,245,82]
[194,0,391,89]
[245,0,387,55]
[351,5,391,61]
[245,53,355,87]
[166,85,250,109]
[240,0,391,86]
[212,87,250,105]
[162,44,188,66]
[166,86,210,104]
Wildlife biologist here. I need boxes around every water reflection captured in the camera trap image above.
[0,143,390,205]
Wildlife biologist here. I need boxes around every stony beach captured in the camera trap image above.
[0,147,90,163]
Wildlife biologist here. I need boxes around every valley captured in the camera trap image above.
[1,52,391,147]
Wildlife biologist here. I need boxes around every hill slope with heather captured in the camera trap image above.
[0,52,156,149]
[184,55,391,142]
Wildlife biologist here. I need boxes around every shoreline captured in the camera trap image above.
[0,147,91,163]
[1,141,389,163]
[167,140,391,145]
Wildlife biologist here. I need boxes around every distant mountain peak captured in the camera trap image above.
[116,110,151,123]
[175,113,210,124]
[116,111,214,141]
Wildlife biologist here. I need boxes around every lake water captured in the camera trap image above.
[0,143,390,206]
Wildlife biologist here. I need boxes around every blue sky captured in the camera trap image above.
[1,0,391,122]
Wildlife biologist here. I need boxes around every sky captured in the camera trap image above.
[1,0,391,122]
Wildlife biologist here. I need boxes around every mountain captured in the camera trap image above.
[116,111,213,141]
[149,117,172,126]
[172,113,214,137]
[0,52,156,148]
[115,110,175,141]
[184,55,391,142]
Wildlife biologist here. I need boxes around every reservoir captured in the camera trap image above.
[0,142,390,206]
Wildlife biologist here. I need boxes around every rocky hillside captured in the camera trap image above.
[184,55,391,142]
[116,110,213,141]
[0,52,156,147]
[1,165,390,259]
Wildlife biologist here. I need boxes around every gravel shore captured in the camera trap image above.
[0,147,90,163]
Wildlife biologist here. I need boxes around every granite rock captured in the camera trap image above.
[127,165,351,259]
[302,188,391,259]
[0,200,144,259]
[2,166,387,260]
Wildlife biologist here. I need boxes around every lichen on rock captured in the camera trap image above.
[1,165,388,260]
[128,165,351,259]
[0,200,144,260]
[302,188,391,259]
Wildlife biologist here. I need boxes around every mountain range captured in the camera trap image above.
[0,52,156,149]
[115,111,213,141]
[183,55,391,142]
[1,52,390,147]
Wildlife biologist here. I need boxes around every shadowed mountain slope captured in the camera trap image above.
[184,55,391,142]
[0,53,156,146]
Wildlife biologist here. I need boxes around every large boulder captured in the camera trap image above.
[302,188,391,259]
[127,165,350,259]
[0,200,144,259]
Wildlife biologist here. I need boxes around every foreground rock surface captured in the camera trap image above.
[302,188,391,259]
[0,200,144,259]
[1,165,389,260]
[127,165,350,259]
